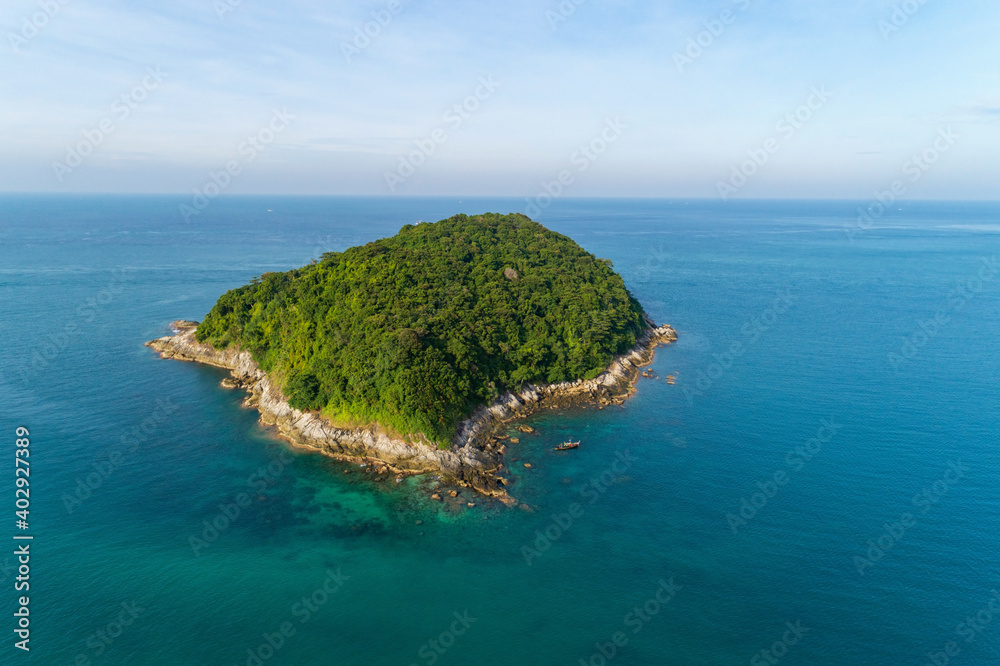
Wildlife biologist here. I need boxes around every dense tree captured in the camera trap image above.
[196,213,648,446]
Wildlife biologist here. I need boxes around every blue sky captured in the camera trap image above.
[1,0,997,199]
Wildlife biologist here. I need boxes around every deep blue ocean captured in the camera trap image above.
[0,196,998,665]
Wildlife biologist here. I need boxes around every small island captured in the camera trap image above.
[147,213,675,501]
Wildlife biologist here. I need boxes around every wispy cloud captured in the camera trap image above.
[1,0,998,199]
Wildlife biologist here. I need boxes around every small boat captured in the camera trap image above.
[554,441,580,451]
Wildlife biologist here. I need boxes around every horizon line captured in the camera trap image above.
[2,192,999,204]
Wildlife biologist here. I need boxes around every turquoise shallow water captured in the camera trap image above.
[1,196,998,664]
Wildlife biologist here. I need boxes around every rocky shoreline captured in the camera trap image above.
[146,320,676,503]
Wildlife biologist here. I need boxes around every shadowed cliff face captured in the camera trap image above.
[146,320,676,500]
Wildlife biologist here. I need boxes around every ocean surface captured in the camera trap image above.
[1,195,998,665]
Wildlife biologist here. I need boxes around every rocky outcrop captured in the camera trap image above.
[452,323,677,453]
[146,320,676,501]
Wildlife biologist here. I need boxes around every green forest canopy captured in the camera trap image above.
[196,213,649,446]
